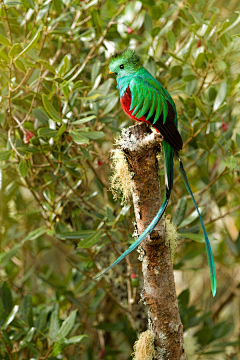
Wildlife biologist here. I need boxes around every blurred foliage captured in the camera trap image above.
[0,0,240,359]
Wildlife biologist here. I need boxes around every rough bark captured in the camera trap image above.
[120,123,186,360]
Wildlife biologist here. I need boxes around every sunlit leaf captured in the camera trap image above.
[49,308,60,342]
[69,130,89,144]
[42,95,62,122]
[179,208,204,228]
[213,81,227,111]
[56,309,77,340]
[72,115,96,124]
[15,26,43,60]
[0,33,11,47]
[2,305,19,330]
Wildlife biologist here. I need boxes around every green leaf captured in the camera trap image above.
[25,342,39,355]
[20,294,32,323]
[22,227,47,242]
[72,115,96,124]
[15,58,26,73]
[183,75,196,82]
[219,34,228,47]
[194,52,205,68]
[178,289,189,311]
[221,11,240,35]
[56,228,96,240]
[197,141,209,151]
[5,1,22,5]
[56,124,66,137]
[79,93,101,101]
[56,309,77,340]
[42,95,62,122]
[37,128,59,138]
[144,12,152,32]
[213,322,233,340]
[0,150,12,161]
[180,233,204,243]
[236,133,240,148]
[213,81,227,111]
[35,309,48,332]
[9,43,22,57]
[0,33,11,47]
[91,9,101,35]
[64,334,88,345]
[53,0,62,13]
[15,26,43,60]
[50,341,66,357]
[19,160,28,177]
[180,208,203,228]
[69,130,89,145]
[33,108,49,125]
[192,95,208,117]
[196,326,212,346]
[1,282,12,314]
[224,155,238,170]
[83,131,104,140]
[172,197,187,226]
[101,96,118,116]
[19,327,35,348]
[50,336,87,357]
[80,147,90,159]
[72,80,83,90]
[216,60,227,71]
[170,65,182,78]
[167,30,176,50]
[77,230,103,248]
[95,322,125,331]
[2,305,19,330]
[16,147,39,153]
[37,60,55,74]
[2,330,13,349]
[151,26,160,38]
[49,308,60,342]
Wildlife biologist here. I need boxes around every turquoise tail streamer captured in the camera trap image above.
[94,140,174,280]
[177,154,217,297]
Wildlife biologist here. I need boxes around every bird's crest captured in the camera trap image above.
[110,49,141,66]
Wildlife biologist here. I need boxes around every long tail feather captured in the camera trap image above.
[94,199,169,280]
[94,140,174,280]
[177,155,217,297]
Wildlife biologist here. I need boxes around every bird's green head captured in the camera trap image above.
[109,49,142,79]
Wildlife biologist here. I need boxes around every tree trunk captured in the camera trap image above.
[120,123,186,360]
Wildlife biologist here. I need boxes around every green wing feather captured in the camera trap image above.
[153,94,163,124]
[132,88,144,115]
[146,91,156,120]
[136,92,151,118]
[129,71,171,125]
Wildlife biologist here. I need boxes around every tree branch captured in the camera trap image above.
[120,123,186,360]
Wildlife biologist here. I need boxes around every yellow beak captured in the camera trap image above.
[109,71,113,74]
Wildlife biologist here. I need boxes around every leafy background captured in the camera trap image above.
[0,0,240,359]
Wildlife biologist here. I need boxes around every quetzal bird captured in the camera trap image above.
[97,49,217,297]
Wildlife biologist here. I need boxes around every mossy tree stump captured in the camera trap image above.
[119,123,186,360]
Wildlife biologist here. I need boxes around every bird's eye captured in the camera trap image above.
[120,64,124,69]
[115,73,117,75]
